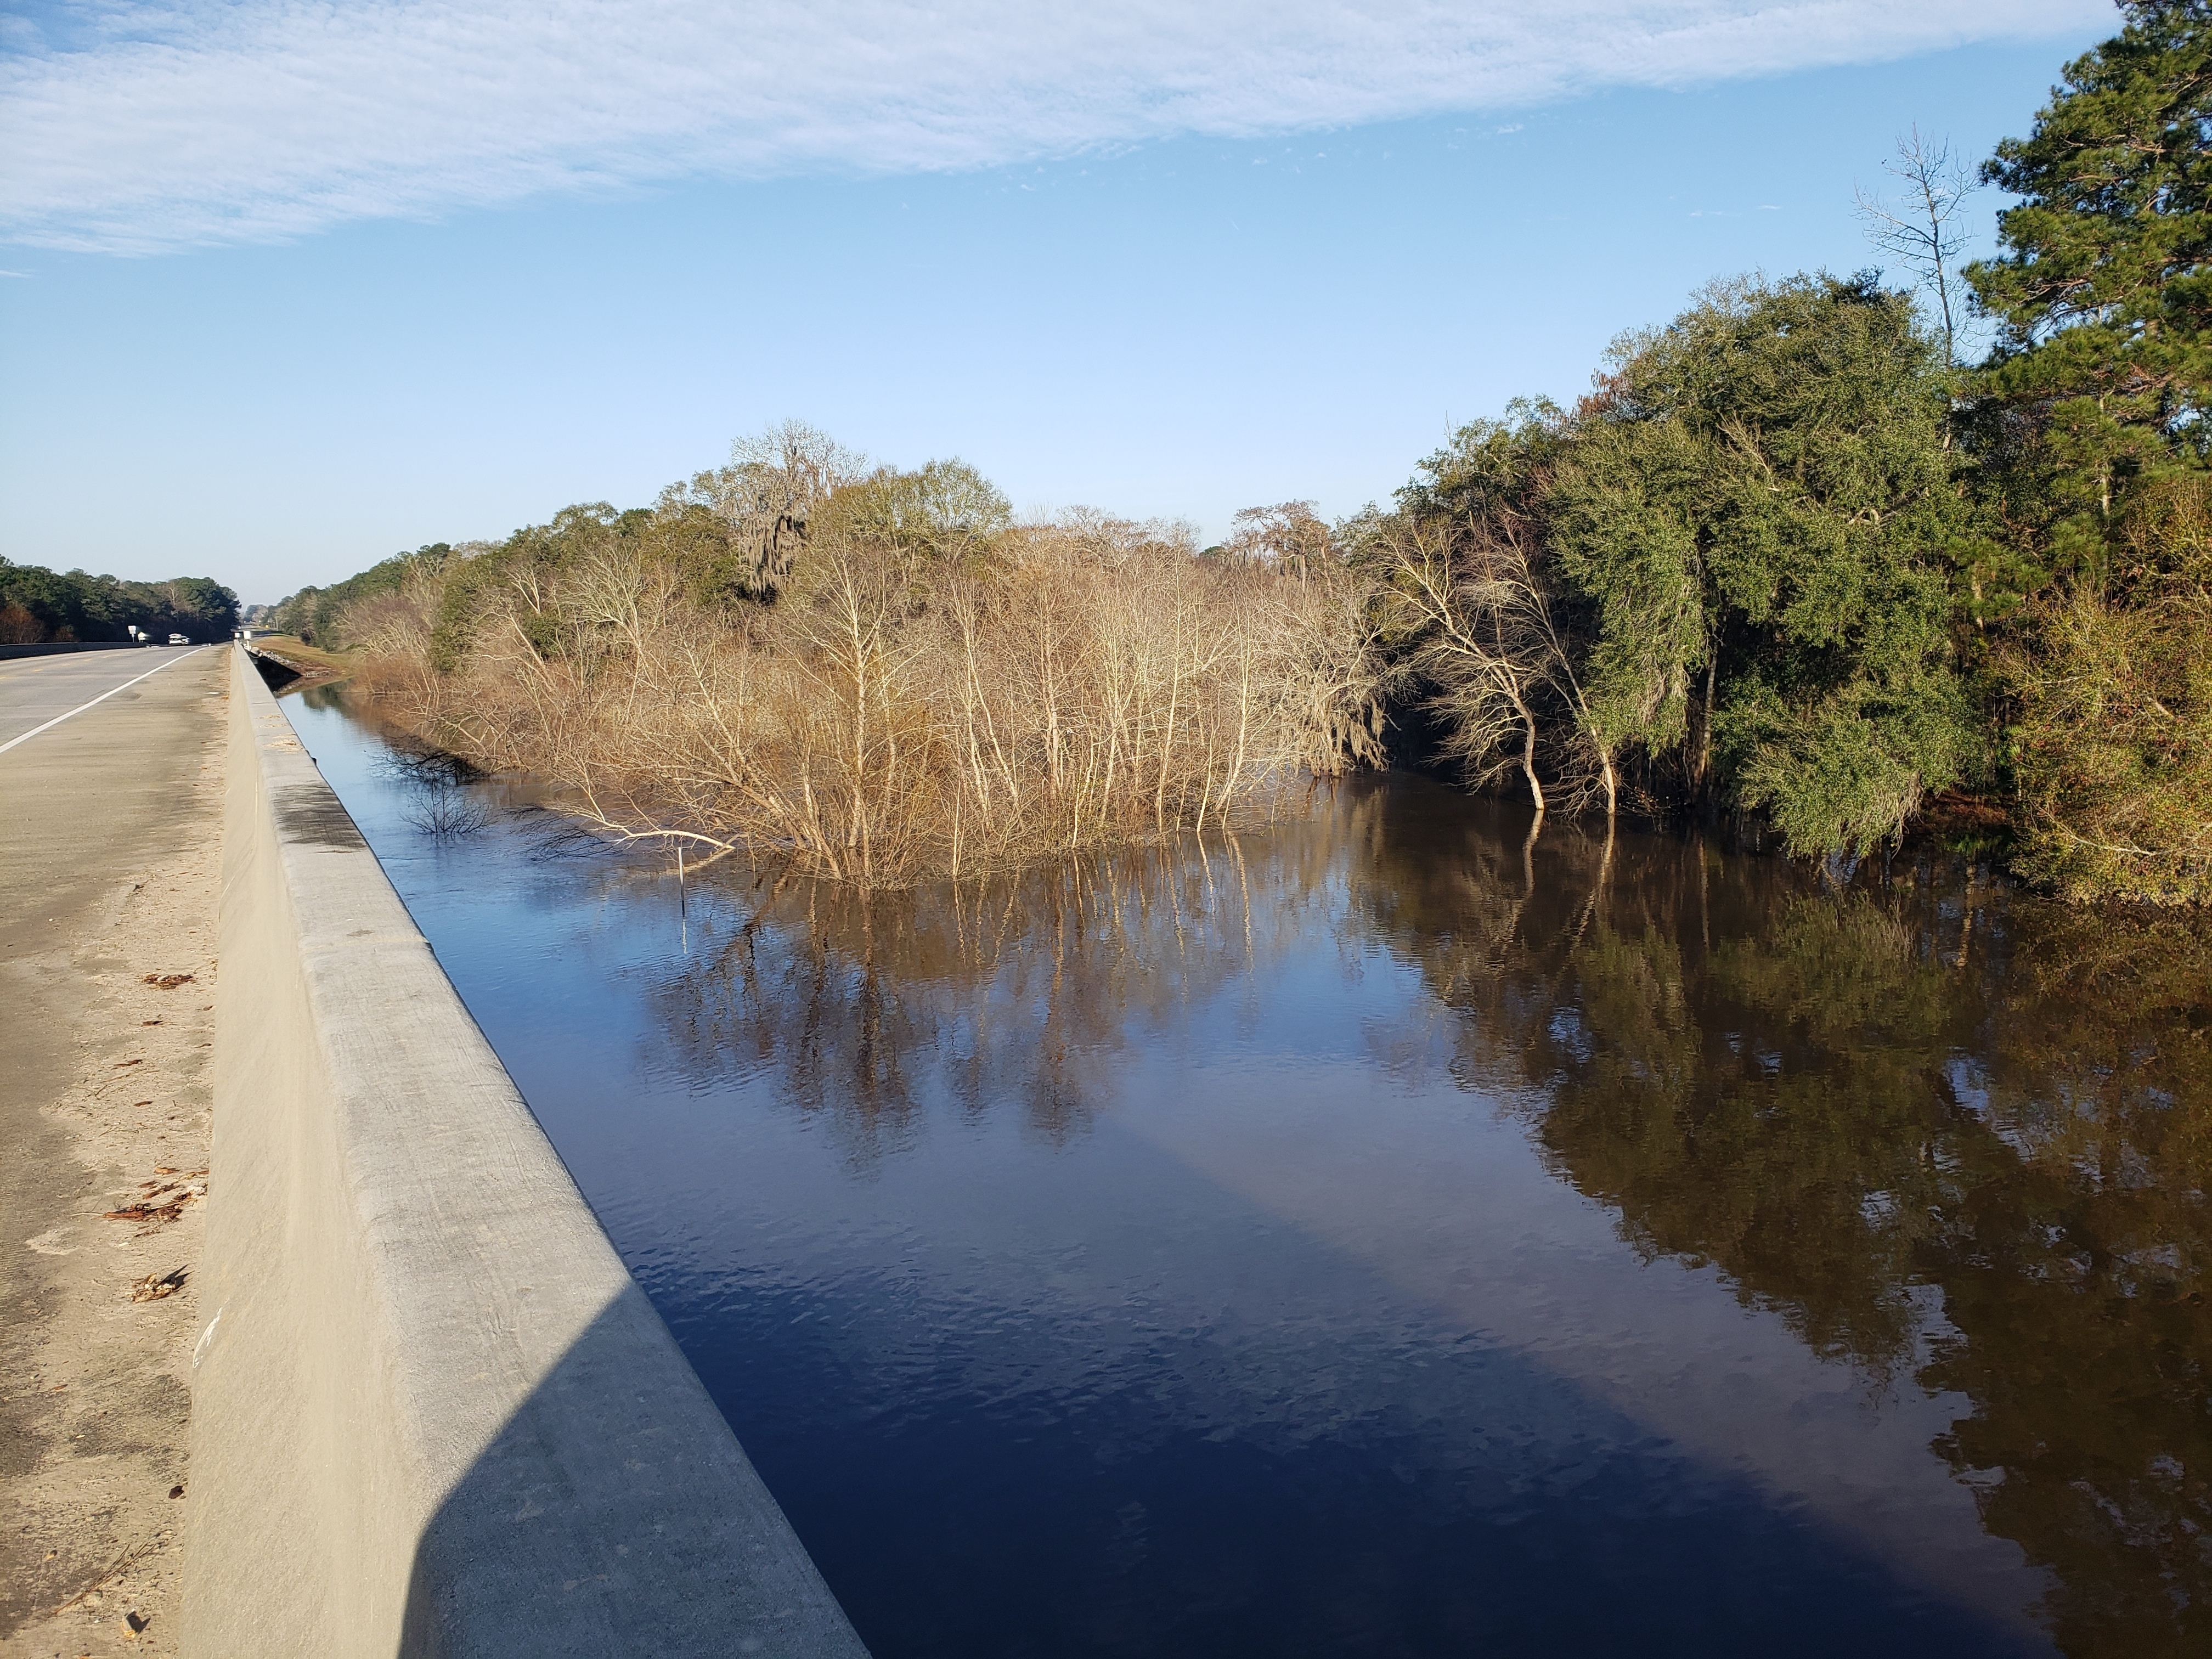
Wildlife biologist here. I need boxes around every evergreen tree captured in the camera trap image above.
[1545,275,1979,856]
[1967,0,2212,572]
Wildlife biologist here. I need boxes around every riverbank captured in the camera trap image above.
[0,647,227,1658]
[242,635,354,690]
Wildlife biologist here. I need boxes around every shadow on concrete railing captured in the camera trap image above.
[398,1284,866,1656]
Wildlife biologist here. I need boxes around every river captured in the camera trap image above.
[287,682,2208,1659]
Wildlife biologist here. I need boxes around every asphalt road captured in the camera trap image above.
[2,642,228,1653]
[0,645,213,751]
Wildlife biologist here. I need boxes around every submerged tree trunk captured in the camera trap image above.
[1696,654,1718,813]
[1516,695,1545,816]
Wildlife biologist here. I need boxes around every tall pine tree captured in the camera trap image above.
[1968,0,2212,571]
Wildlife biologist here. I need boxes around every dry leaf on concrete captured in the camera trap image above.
[104,1198,186,1224]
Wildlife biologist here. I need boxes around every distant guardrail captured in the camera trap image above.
[185,645,870,1658]
[0,640,147,659]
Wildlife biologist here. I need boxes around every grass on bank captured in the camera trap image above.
[249,634,361,682]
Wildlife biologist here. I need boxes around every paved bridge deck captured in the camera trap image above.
[1,645,226,1656]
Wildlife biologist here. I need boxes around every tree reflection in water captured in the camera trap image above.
[651,821,1341,1166]
[648,774,2206,1658]
[1350,778,2210,1659]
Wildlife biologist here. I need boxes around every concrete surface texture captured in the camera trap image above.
[185,648,868,1657]
[1,646,227,1658]
[0,648,207,752]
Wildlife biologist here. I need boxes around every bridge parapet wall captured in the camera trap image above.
[184,646,867,1658]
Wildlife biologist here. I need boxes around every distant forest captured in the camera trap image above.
[275,2,2210,903]
[0,560,239,645]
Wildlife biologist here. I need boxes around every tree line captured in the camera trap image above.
[264,547,448,652]
[299,426,1386,884]
[283,0,2208,901]
[0,560,239,645]
[1338,0,2209,902]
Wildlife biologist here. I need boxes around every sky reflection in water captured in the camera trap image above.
[290,684,2209,1659]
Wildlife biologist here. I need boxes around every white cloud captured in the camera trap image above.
[1,1,2106,253]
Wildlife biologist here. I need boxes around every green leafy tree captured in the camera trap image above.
[270,545,448,647]
[428,511,614,670]
[1545,274,1980,854]
[0,558,238,642]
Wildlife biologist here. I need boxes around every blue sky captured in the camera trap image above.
[1,2,2113,603]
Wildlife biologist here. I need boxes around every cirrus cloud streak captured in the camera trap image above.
[1,1,2107,253]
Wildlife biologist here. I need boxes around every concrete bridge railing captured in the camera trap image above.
[0,640,146,659]
[184,646,868,1657]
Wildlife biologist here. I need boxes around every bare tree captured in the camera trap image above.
[1855,125,1980,365]
[1226,501,1335,578]
[728,419,870,519]
[357,492,1399,887]
[1380,517,1618,820]
[661,419,871,597]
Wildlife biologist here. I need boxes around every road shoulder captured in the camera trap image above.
[2,650,227,1659]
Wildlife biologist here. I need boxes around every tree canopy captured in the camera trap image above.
[1968,0,2212,570]
[0,560,239,644]
[272,7,2212,902]
[1961,0,2212,901]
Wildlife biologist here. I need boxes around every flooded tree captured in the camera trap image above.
[342,435,1393,887]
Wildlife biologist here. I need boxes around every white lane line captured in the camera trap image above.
[0,647,213,756]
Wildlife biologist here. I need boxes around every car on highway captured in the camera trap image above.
[167,633,189,646]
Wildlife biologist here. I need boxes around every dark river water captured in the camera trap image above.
[286,684,2209,1659]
